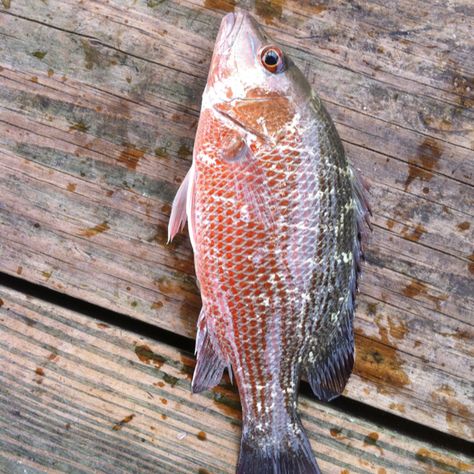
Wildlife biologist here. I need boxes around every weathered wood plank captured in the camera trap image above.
[0,285,472,474]
[0,0,473,440]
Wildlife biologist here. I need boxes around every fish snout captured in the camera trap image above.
[216,10,261,52]
[220,12,236,38]
[216,12,240,52]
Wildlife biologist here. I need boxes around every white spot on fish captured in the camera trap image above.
[341,251,352,263]
[240,204,250,222]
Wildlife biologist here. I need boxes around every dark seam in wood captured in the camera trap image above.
[340,136,474,190]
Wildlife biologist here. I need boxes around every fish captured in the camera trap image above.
[168,10,370,474]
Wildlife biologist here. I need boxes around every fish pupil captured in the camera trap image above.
[264,50,279,66]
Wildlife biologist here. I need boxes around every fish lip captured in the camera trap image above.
[217,11,247,52]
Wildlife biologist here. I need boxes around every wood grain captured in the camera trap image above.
[0,285,472,474]
[0,0,472,440]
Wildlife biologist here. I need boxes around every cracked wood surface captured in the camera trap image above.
[0,285,473,474]
[0,0,473,444]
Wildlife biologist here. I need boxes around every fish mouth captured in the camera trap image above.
[215,11,251,53]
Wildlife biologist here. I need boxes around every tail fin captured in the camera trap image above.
[236,419,321,474]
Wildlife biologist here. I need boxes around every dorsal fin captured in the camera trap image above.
[305,309,354,401]
[304,164,371,401]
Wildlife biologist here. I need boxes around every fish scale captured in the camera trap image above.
[168,11,370,474]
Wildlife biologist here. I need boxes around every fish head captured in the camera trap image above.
[204,11,311,145]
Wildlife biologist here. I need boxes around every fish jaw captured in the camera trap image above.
[206,11,269,93]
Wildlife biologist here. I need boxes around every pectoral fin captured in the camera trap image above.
[227,146,275,229]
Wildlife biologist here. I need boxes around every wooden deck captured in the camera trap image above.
[0,0,472,473]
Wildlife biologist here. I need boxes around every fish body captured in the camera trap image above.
[169,11,370,474]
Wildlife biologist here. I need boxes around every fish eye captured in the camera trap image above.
[260,45,285,73]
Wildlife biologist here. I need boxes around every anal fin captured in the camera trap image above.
[191,309,227,394]
[305,311,354,402]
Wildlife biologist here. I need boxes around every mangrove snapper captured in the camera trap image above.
[169,10,370,474]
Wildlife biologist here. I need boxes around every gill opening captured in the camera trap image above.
[212,106,269,144]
